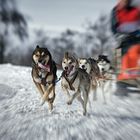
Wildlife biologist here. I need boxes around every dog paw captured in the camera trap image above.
[48,97,54,103]
[83,111,87,116]
[67,100,72,105]
[49,106,53,112]
[48,103,53,111]
[41,100,45,106]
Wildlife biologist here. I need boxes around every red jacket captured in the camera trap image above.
[111,6,140,34]
[117,7,140,23]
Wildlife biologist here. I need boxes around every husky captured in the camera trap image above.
[97,55,114,103]
[31,45,57,111]
[78,58,100,99]
[78,57,100,85]
[61,52,91,115]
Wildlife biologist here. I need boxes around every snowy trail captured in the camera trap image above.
[0,64,140,140]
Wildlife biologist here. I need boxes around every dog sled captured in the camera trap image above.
[115,32,140,88]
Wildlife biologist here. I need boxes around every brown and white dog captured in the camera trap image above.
[61,52,91,115]
[31,45,57,111]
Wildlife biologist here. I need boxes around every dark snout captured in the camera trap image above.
[82,65,85,69]
[38,58,45,65]
[101,68,105,72]
[64,66,68,70]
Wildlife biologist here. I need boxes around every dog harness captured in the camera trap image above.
[40,72,54,86]
[62,70,78,91]
[32,63,55,86]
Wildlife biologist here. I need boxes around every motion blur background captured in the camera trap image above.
[0,0,139,66]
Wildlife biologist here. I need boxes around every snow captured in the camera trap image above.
[0,64,140,140]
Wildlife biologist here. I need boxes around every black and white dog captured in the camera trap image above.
[78,57,100,103]
[96,55,115,103]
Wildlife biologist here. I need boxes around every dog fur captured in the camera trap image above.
[78,58,100,100]
[31,45,57,111]
[96,55,114,103]
[61,52,91,115]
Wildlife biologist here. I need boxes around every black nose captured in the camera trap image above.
[65,67,68,70]
[101,68,105,71]
[82,65,85,68]
[38,59,42,63]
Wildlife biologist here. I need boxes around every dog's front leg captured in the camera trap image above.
[34,81,44,97]
[101,81,106,104]
[105,80,113,102]
[77,95,84,108]
[67,89,80,105]
[41,84,53,105]
[48,86,55,103]
[83,89,89,116]
[92,79,98,101]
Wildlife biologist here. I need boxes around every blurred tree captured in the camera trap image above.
[84,14,116,58]
[51,29,76,64]
[34,29,49,47]
[0,0,28,63]
[60,29,75,51]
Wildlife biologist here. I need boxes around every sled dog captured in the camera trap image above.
[78,57,100,100]
[31,45,57,111]
[61,52,90,115]
[97,55,114,103]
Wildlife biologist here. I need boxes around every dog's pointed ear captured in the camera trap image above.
[64,52,69,58]
[94,56,98,61]
[36,45,40,49]
[78,58,80,62]
[76,59,79,66]
[103,55,108,60]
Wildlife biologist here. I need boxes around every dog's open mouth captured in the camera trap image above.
[38,62,50,72]
[65,65,74,76]
[81,67,87,72]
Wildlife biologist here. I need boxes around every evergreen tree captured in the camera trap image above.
[0,0,28,63]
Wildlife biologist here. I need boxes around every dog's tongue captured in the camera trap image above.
[66,70,71,76]
[38,63,50,72]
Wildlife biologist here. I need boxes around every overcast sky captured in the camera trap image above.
[18,0,116,32]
